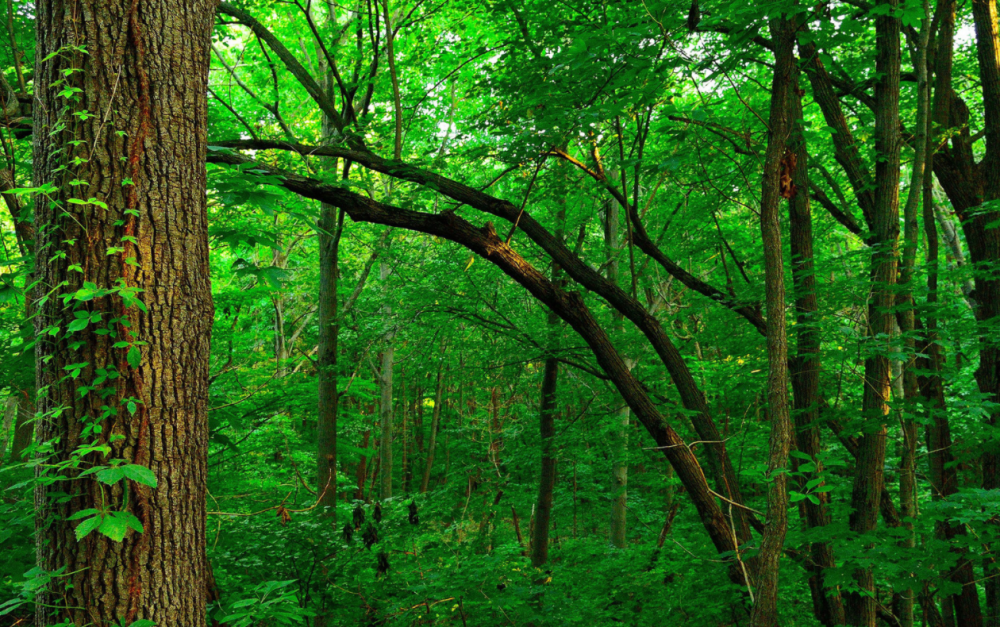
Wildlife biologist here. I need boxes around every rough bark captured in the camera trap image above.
[378,261,395,500]
[846,3,901,624]
[967,3,1000,620]
[930,1,993,621]
[316,203,341,512]
[895,4,931,625]
[32,1,215,625]
[788,64,845,627]
[749,15,795,627]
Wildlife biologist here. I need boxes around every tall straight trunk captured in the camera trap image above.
[1,397,15,464]
[402,378,410,493]
[604,196,629,549]
[750,14,795,627]
[421,359,446,493]
[529,334,559,568]
[895,5,931,625]
[32,2,215,625]
[788,67,845,627]
[928,2,987,623]
[378,261,395,500]
[273,291,287,377]
[316,45,343,512]
[847,3,901,624]
[414,385,425,453]
[969,2,1000,623]
[530,185,568,566]
[317,203,342,512]
[356,428,371,500]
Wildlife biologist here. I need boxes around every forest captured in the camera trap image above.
[1,0,999,625]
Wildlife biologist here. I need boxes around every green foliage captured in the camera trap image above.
[3,0,1000,624]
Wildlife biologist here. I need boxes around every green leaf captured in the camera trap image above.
[127,346,142,369]
[66,508,100,521]
[121,511,145,534]
[74,516,102,541]
[121,464,157,488]
[96,467,126,485]
[98,514,129,542]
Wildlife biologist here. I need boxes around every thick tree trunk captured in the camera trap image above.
[968,3,1000,623]
[788,68,845,627]
[844,4,901,625]
[893,6,930,626]
[32,2,215,625]
[749,15,795,627]
[930,1,990,622]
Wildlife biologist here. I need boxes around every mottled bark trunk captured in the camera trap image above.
[317,203,341,512]
[378,261,395,500]
[931,1,991,622]
[847,3,900,624]
[750,14,795,627]
[894,6,930,626]
[32,2,215,625]
[788,66,845,627]
[969,3,1000,623]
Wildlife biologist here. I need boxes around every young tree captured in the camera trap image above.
[31,1,215,625]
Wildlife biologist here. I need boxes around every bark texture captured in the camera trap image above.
[378,261,395,500]
[788,65,845,627]
[846,3,901,624]
[32,1,215,626]
[749,15,795,627]
[316,202,340,512]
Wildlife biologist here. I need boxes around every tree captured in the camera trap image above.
[30,1,215,625]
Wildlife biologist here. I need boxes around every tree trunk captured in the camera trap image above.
[604,196,629,550]
[9,397,32,464]
[788,65,845,627]
[356,428,370,500]
[32,2,215,625]
[317,203,342,513]
[529,345,558,568]
[968,3,1000,623]
[378,261,395,500]
[1,397,15,464]
[844,3,901,624]
[420,359,446,493]
[402,377,410,494]
[750,14,795,627]
[894,5,931,625]
[929,1,988,622]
